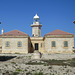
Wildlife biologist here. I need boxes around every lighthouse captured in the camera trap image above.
[31,14,42,37]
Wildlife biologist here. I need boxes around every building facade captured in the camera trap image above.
[0,14,74,53]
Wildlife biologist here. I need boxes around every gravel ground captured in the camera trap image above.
[0,53,75,75]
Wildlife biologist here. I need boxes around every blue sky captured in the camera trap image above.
[0,0,75,43]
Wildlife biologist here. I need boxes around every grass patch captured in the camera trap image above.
[11,61,16,64]
[33,71,43,75]
[26,61,45,65]
[26,58,75,67]
[42,59,68,66]
[16,68,22,72]
[5,64,8,67]
[28,56,31,59]
[50,73,55,75]
[11,72,19,75]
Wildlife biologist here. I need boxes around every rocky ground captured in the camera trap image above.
[0,53,75,75]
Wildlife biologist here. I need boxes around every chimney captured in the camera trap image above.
[1,29,4,34]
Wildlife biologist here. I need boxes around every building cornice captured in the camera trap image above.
[30,37,44,41]
[0,35,29,38]
[31,25,42,27]
[44,34,74,38]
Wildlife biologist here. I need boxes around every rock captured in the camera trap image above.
[32,51,41,59]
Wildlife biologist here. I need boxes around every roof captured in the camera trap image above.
[0,30,28,36]
[45,29,73,36]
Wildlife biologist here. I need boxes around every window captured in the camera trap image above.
[18,41,22,47]
[52,41,56,47]
[64,41,68,47]
[6,41,10,47]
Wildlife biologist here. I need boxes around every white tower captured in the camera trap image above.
[31,14,42,37]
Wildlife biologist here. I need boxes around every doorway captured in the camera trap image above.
[35,43,39,50]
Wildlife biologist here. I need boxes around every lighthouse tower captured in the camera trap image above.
[31,14,42,37]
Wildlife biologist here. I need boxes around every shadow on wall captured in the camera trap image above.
[0,56,16,61]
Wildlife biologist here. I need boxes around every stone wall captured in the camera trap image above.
[1,38,29,53]
[0,38,2,52]
[44,37,74,53]
[32,27,41,37]
[30,37,45,53]
[0,36,74,54]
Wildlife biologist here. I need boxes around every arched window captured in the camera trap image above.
[6,41,10,47]
[18,41,22,47]
[64,41,68,47]
[52,41,56,47]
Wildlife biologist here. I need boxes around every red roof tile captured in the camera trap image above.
[45,29,73,35]
[1,30,28,36]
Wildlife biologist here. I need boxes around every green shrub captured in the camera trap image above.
[69,62,75,67]
[72,58,75,61]
[50,73,55,75]
[11,72,19,75]
[34,71,43,75]
[28,56,31,59]
[11,62,16,64]
[16,68,22,72]
[5,64,8,67]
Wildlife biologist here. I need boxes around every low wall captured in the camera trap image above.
[0,53,75,60]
